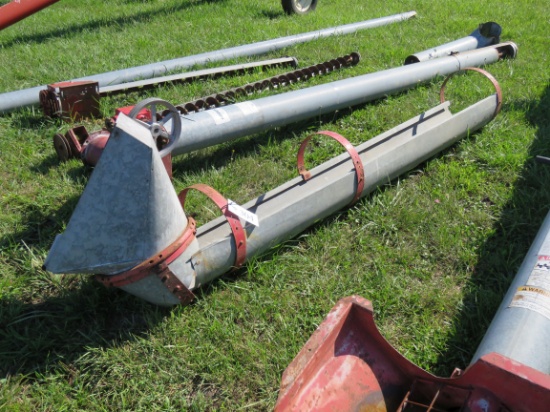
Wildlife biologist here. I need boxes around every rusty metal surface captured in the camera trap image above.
[53,126,111,165]
[40,58,299,121]
[96,215,198,305]
[275,296,550,412]
[99,57,299,96]
[439,67,503,118]
[40,81,100,120]
[155,264,196,305]
[95,217,196,288]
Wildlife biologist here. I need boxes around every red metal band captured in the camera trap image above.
[439,67,503,118]
[95,217,196,290]
[178,183,247,269]
[296,130,365,205]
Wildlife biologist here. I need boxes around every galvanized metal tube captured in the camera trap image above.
[188,95,500,289]
[0,0,60,31]
[471,210,550,374]
[404,22,502,64]
[0,12,417,113]
[44,88,501,306]
[171,53,360,115]
[165,42,516,157]
[98,57,299,96]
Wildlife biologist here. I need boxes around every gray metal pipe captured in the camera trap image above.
[471,210,550,374]
[44,85,501,306]
[158,42,516,158]
[98,57,299,95]
[0,11,416,114]
[404,21,502,64]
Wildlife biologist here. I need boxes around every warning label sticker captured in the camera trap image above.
[509,286,550,320]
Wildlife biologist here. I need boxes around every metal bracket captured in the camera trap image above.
[297,130,365,205]
[439,66,503,118]
[178,183,247,269]
[95,218,197,304]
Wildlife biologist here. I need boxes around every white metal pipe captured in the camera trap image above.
[471,210,550,374]
[98,57,299,95]
[164,42,517,158]
[404,21,502,64]
[0,12,416,113]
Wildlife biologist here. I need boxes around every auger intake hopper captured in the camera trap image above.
[274,296,550,412]
[44,114,200,306]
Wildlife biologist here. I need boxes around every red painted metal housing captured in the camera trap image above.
[52,106,152,166]
[40,81,101,121]
[275,296,550,412]
[0,0,61,31]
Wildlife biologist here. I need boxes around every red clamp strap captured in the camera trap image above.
[439,67,503,118]
[178,183,247,269]
[297,130,365,205]
[95,217,197,304]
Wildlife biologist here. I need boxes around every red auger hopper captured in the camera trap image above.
[275,296,550,412]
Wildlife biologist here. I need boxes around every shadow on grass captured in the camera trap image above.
[433,83,550,376]
[0,0,229,49]
[30,153,94,183]
[0,253,245,381]
[258,9,287,20]
[0,194,80,252]
[0,186,173,377]
[0,280,171,378]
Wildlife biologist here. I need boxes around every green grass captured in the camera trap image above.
[1,0,549,410]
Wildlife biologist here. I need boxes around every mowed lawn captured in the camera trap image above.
[0,0,548,410]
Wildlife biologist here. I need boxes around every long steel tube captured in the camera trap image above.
[44,86,501,306]
[0,12,417,114]
[471,210,550,374]
[98,57,299,96]
[0,0,60,31]
[184,96,500,296]
[162,42,516,157]
[404,21,502,64]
